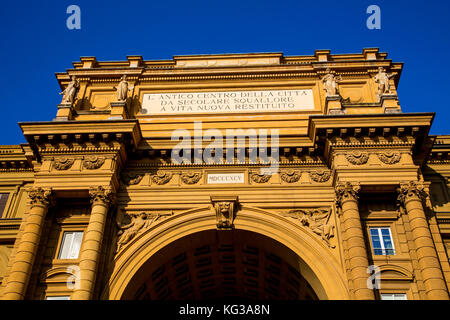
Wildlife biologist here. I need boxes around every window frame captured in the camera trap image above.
[54,228,85,262]
[380,293,407,300]
[369,227,396,256]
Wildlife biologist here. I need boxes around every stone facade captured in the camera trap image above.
[0,49,449,300]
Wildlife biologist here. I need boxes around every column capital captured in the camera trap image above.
[89,186,115,207]
[335,182,361,207]
[28,187,54,208]
[396,181,427,207]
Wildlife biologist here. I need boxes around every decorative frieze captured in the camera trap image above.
[377,150,401,164]
[180,171,202,184]
[249,171,272,184]
[309,170,332,183]
[280,169,302,183]
[82,156,105,170]
[151,170,173,185]
[282,208,335,248]
[121,173,144,186]
[345,151,369,165]
[53,157,75,170]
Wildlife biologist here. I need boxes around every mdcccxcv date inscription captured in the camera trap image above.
[178,304,270,317]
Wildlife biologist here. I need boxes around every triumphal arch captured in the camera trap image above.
[0,49,449,300]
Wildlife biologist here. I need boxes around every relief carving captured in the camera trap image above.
[116,211,171,252]
[121,173,144,186]
[309,170,332,183]
[82,156,106,170]
[53,157,75,170]
[151,170,173,185]
[345,151,369,165]
[211,196,239,230]
[377,151,401,164]
[282,208,335,248]
[280,169,302,183]
[249,171,272,184]
[181,171,202,184]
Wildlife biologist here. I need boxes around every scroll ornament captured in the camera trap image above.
[121,173,144,186]
[283,208,335,248]
[28,187,53,207]
[82,156,105,170]
[250,171,272,184]
[345,151,369,165]
[151,171,173,185]
[309,170,332,183]
[180,171,202,184]
[53,157,75,170]
[377,151,401,165]
[116,211,170,252]
[280,169,302,183]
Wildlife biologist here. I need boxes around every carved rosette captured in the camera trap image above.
[53,157,75,170]
[82,156,105,170]
[180,171,202,185]
[377,151,401,165]
[280,169,301,183]
[28,187,54,208]
[335,182,361,208]
[396,181,427,208]
[211,196,239,230]
[151,171,173,185]
[345,151,369,165]
[282,208,335,248]
[89,186,115,206]
[250,171,272,184]
[309,170,332,183]
[121,173,144,186]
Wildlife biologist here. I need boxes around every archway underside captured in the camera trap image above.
[121,230,319,300]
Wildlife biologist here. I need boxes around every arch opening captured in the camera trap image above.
[120,229,320,300]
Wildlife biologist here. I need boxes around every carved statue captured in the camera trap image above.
[322,68,342,97]
[374,67,395,98]
[59,75,79,104]
[116,212,148,252]
[114,75,134,102]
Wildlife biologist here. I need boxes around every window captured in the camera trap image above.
[58,231,83,259]
[370,227,395,255]
[46,296,71,300]
[0,193,9,218]
[381,293,407,300]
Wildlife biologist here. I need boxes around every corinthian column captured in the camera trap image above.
[397,181,449,300]
[2,187,53,300]
[335,182,374,300]
[71,186,114,300]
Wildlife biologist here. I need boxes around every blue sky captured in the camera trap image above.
[0,0,449,145]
